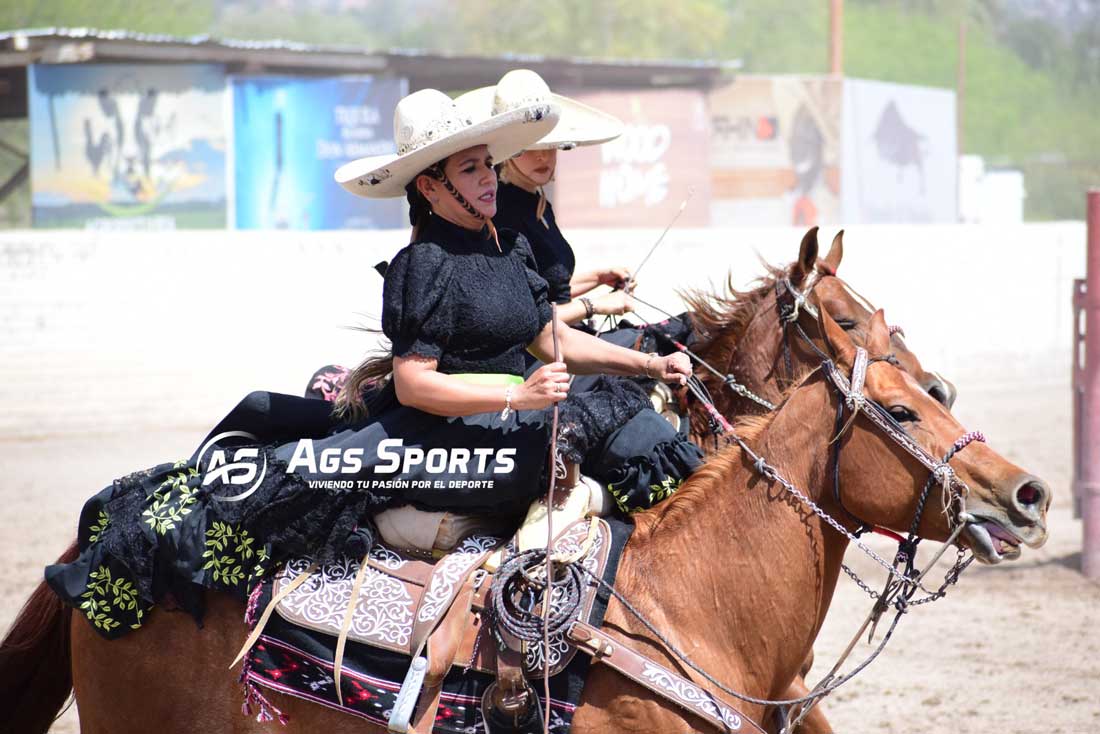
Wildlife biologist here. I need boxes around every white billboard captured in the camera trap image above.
[841,79,958,223]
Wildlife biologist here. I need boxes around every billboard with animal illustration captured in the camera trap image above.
[840,78,957,223]
[231,75,406,230]
[709,76,842,226]
[28,63,227,229]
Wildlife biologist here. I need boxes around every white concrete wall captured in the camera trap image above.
[0,224,1084,446]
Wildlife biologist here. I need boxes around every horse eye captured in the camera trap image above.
[834,318,856,330]
[888,405,919,423]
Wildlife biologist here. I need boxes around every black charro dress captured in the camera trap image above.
[493,182,695,364]
[45,216,700,640]
[493,181,702,489]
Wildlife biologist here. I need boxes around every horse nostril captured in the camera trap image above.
[1016,481,1045,508]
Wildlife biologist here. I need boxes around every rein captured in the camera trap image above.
[675,347,985,731]
[628,292,777,413]
[541,304,563,734]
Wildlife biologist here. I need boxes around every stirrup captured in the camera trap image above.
[480,681,544,734]
[388,656,428,733]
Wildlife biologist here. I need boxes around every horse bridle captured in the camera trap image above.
[775,268,935,540]
[616,344,984,734]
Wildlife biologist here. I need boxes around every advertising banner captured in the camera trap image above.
[551,88,711,228]
[231,75,406,230]
[709,76,842,227]
[29,63,227,229]
[841,78,957,223]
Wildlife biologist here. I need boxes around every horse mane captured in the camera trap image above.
[633,410,775,539]
[635,258,810,538]
[678,261,786,353]
[633,368,815,541]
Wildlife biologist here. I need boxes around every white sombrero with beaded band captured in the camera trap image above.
[334,87,559,199]
[455,69,623,151]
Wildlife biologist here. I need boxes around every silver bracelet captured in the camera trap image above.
[501,385,514,420]
[642,352,658,379]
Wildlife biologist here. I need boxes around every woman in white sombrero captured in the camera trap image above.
[47,86,698,641]
[327,86,702,516]
[457,69,635,327]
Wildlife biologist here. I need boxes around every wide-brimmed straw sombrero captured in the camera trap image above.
[334,87,559,199]
[455,69,623,151]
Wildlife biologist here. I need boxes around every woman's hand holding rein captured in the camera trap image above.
[597,266,633,290]
[570,266,634,298]
[648,352,691,385]
[592,289,634,316]
[514,362,570,410]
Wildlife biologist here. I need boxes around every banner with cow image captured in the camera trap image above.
[230,75,406,230]
[28,63,227,229]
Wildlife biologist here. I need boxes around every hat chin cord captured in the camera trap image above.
[428,163,501,251]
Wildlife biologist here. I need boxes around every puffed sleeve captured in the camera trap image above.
[513,232,554,332]
[381,242,456,359]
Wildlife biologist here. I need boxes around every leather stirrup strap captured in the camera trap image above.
[408,573,480,733]
[229,563,318,669]
[565,621,767,734]
[334,550,373,705]
[410,541,500,654]
[486,635,533,724]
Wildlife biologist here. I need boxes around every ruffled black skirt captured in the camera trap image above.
[46,377,701,640]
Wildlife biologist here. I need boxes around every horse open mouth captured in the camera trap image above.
[962,518,1023,564]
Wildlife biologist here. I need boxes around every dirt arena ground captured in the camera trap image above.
[2,384,1097,733]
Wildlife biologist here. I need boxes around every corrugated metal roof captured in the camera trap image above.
[0,26,740,74]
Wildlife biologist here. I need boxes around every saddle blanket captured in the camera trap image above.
[243,517,633,732]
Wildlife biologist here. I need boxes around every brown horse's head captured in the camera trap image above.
[819,306,1049,564]
[685,228,955,437]
[791,226,956,408]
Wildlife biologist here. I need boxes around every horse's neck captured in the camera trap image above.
[611,377,849,701]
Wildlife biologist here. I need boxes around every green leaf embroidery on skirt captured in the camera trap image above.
[88,509,110,544]
[79,565,143,632]
[202,521,261,588]
[142,467,199,535]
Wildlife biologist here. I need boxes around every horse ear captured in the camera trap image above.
[819,300,856,367]
[867,309,891,356]
[791,226,819,285]
[823,229,844,273]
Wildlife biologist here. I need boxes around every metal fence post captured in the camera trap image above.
[1082,190,1100,578]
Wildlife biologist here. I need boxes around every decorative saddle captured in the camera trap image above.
[272,518,612,682]
[236,512,762,734]
[235,503,616,733]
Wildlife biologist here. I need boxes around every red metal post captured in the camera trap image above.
[1083,191,1100,578]
[829,0,843,77]
[1073,278,1087,520]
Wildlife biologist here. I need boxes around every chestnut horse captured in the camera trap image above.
[673,227,957,732]
[2,308,1050,734]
